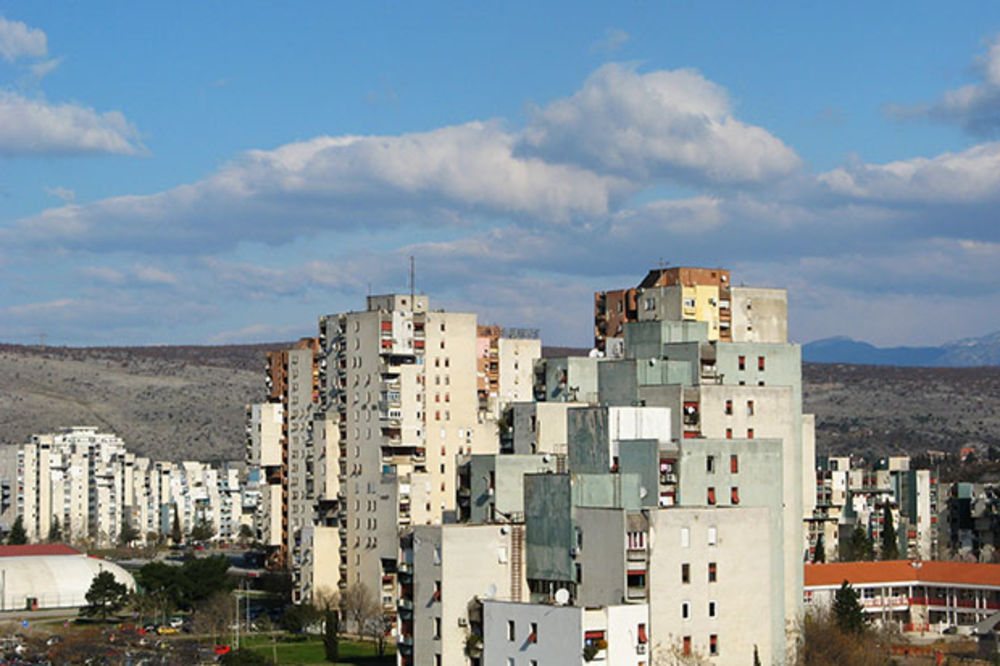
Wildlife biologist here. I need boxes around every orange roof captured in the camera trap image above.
[0,543,81,558]
[805,560,1000,589]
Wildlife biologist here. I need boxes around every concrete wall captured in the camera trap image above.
[731,287,787,344]
[649,507,776,665]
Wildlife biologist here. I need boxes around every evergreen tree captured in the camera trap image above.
[832,581,866,634]
[323,608,340,663]
[82,570,129,621]
[7,515,27,545]
[118,518,140,547]
[753,644,762,666]
[881,504,899,560]
[844,523,874,561]
[813,534,826,564]
[47,515,62,542]
[171,504,182,545]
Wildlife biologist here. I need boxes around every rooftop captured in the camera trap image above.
[0,543,82,558]
[805,560,1000,588]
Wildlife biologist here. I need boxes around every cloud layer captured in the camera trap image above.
[0,16,46,62]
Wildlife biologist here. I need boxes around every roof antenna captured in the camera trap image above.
[409,255,415,305]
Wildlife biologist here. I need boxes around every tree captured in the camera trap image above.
[7,515,27,545]
[281,602,320,633]
[753,645,761,666]
[189,519,216,543]
[880,504,899,560]
[340,583,379,635]
[118,518,140,547]
[191,590,235,644]
[314,586,341,663]
[171,504,183,545]
[843,524,874,562]
[813,534,826,564]
[832,581,866,635]
[796,606,891,666]
[82,570,129,621]
[47,515,62,542]
[323,606,340,663]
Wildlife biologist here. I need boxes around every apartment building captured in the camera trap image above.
[0,427,246,547]
[809,455,939,561]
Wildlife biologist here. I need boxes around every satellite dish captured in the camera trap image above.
[554,588,570,605]
[486,584,498,599]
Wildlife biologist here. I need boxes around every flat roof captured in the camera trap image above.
[805,560,1000,589]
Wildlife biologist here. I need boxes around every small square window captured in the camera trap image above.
[758,356,765,371]
[725,428,732,439]
[708,562,717,582]
[683,636,692,656]
[747,428,754,439]
[724,399,733,415]
[731,487,740,505]
[507,620,515,641]
[730,454,739,474]
[681,563,690,584]
[682,601,690,619]
[709,601,717,618]
[738,355,746,371]
[706,455,715,473]
[747,400,755,416]
[710,634,719,655]
[707,487,716,505]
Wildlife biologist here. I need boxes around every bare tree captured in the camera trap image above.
[339,583,379,636]
[192,590,236,644]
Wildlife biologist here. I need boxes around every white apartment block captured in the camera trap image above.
[1,427,246,548]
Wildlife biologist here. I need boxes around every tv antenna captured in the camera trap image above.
[409,255,415,304]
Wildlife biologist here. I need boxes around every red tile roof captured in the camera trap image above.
[0,543,81,558]
[805,560,1000,588]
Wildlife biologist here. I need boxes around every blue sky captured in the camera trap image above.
[3,2,1000,347]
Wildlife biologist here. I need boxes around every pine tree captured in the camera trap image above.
[881,504,899,560]
[845,523,874,561]
[171,504,182,545]
[47,515,62,542]
[82,570,129,621]
[7,515,27,545]
[832,581,866,634]
[323,608,340,662]
[753,644,762,666]
[814,534,826,563]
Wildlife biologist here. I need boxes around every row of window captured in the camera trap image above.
[682,634,720,657]
[680,562,719,583]
[737,355,766,371]
[680,525,718,547]
[723,399,755,415]
[681,599,719,619]
[705,454,739,474]
[707,486,740,505]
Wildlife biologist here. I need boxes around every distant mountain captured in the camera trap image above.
[803,331,1000,367]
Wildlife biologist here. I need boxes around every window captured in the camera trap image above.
[681,563,690,584]
[681,527,690,548]
[708,562,717,582]
[730,487,740,504]
[529,622,538,643]
[507,620,515,641]
[682,601,690,619]
[758,356,765,371]
[638,623,648,644]
[747,400,755,416]
[433,580,441,600]
[709,601,717,618]
[435,656,441,666]
[706,455,715,473]
[724,400,733,415]
[707,487,716,505]
[710,634,719,656]
[747,428,754,439]
[683,636,692,656]
[730,454,739,474]
[433,617,441,639]
[725,428,732,439]
[738,355,746,371]
[708,526,717,545]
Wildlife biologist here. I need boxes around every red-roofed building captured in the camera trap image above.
[804,560,1000,634]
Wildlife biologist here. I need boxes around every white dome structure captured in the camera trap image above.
[0,544,135,611]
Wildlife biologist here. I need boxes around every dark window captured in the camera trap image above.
[682,563,690,584]
[709,562,717,582]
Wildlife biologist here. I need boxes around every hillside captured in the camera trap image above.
[1,343,999,462]
[0,343,271,462]
[803,330,1000,367]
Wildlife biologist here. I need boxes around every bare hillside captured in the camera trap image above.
[0,344,273,461]
[803,363,1000,458]
[2,343,999,462]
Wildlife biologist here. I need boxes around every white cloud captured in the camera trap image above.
[818,142,1000,204]
[0,91,143,157]
[591,28,630,54]
[44,185,75,201]
[0,16,46,62]
[888,33,1000,136]
[519,63,802,185]
[29,56,62,81]
[133,265,179,286]
[9,121,629,252]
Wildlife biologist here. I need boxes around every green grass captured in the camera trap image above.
[240,635,395,665]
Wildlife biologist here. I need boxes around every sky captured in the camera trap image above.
[3,2,1000,348]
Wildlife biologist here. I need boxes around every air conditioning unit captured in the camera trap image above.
[637,645,647,655]
[457,618,468,627]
